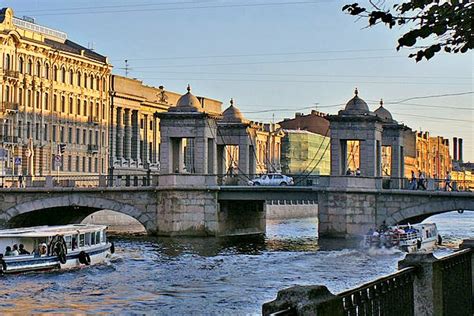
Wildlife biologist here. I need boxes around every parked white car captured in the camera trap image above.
[248,174,294,186]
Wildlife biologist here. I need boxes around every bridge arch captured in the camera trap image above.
[3,194,152,231]
[385,198,474,225]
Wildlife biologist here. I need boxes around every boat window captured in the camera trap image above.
[91,233,96,245]
[85,233,91,246]
[79,234,85,247]
[101,230,105,243]
[65,235,72,250]
[95,231,100,244]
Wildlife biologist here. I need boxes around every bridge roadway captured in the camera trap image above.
[0,185,472,237]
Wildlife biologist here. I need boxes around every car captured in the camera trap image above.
[248,173,294,186]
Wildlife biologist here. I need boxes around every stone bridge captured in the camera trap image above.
[0,186,472,237]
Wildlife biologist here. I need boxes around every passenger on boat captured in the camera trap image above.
[4,246,14,256]
[72,237,77,250]
[18,244,30,255]
[12,244,19,256]
[40,243,48,256]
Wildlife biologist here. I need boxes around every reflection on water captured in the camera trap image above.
[0,211,472,314]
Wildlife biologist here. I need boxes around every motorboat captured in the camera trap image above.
[0,224,114,274]
[364,223,440,253]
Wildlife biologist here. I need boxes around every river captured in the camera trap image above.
[0,211,472,315]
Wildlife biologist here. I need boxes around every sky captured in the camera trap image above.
[4,0,473,161]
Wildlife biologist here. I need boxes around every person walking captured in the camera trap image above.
[18,174,23,188]
[417,170,426,190]
[445,171,453,191]
[410,170,417,190]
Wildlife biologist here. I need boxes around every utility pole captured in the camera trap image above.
[124,59,129,77]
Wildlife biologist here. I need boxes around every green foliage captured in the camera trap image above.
[342,1,473,61]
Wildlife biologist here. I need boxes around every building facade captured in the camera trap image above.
[0,8,111,181]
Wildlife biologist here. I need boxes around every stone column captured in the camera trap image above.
[153,116,158,164]
[109,104,116,166]
[194,137,208,174]
[115,107,123,161]
[143,114,149,164]
[131,110,141,164]
[123,108,132,162]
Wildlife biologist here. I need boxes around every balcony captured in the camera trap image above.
[2,135,19,144]
[87,144,99,153]
[88,116,100,125]
[2,102,19,113]
[3,69,19,79]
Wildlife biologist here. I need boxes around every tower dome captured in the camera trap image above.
[173,85,202,111]
[344,88,370,114]
[222,98,245,123]
[374,99,395,123]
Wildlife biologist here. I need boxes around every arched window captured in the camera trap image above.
[77,72,81,87]
[27,59,32,75]
[84,73,88,89]
[61,96,66,112]
[69,97,73,114]
[36,61,41,77]
[36,91,40,109]
[53,65,58,81]
[44,92,49,110]
[83,100,87,116]
[4,86,10,102]
[53,94,58,111]
[18,57,24,73]
[77,98,81,115]
[61,67,66,83]
[4,54,10,70]
[95,102,100,119]
[95,76,100,90]
[45,63,50,79]
[89,101,93,117]
[69,69,74,85]
[90,76,94,89]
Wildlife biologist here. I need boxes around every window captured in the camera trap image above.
[18,57,23,73]
[150,121,153,130]
[95,76,99,90]
[27,122,31,138]
[90,76,94,89]
[36,61,41,77]
[53,94,58,111]
[61,67,66,83]
[79,234,85,247]
[95,131,99,145]
[45,63,50,79]
[61,96,65,112]
[82,157,86,172]
[43,124,48,141]
[44,92,49,110]
[88,157,92,172]
[94,158,98,173]
[19,88,23,105]
[4,86,9,102]
[140,119,144,129]
[83,101,87,116]
[35,91,40,109]
[82,129,86,144]
[89,130,93,145]
[77,98,81,115]
[27,90,32,107]
[95,103,99,119]
[53,65,58,81]
[52,125,57,142]
[95,231,100,244]
[76,128,80,144]
[69,97,73,114]
[76,156,80,172]
[18,121,22,138]
[77,72,81,87]
[69,69,74,85]
[27,59,32,75]
[68,155,72,171]
[4,54,10,70]
[68,127,72,143]
[102,102,106,119]
[60,126,65,143]
[35,123,40,140]
[84,74,88,88]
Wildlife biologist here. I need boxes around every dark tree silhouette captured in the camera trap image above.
[342,1,473,61]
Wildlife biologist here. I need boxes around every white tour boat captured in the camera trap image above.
[0,224,114,274]
[364,223,441,253]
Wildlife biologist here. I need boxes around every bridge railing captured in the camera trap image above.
[263,246,473,316]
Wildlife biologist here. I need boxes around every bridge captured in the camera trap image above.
[0,175,472,238]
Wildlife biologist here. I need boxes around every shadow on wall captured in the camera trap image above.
[81,210,146,234]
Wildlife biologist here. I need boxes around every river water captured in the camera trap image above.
[1,211,473,315]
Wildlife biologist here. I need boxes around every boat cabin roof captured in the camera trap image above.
[0,224,107,238]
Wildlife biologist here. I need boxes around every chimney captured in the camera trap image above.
[458,138,463,162]
[453,137,458,160]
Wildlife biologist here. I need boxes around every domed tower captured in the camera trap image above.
[375,99,407,188]
[216,99,256,184]
[328,89,383,180]
[157,85,220,178]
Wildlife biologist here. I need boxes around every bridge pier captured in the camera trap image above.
[217,200,266,236]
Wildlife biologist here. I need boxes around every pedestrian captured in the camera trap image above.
[18,174,23,188]
[356,168,361,176]
[417,170,426,190]
[410,170,416,190]
[445,171,453,191]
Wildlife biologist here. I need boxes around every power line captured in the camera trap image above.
[25,1,329,17]
[121,55,404,69]
[391,112,473,123]
[112,48,395,61]
[132,76,471,86]
[128,69,471,80]
[388,92,473,103]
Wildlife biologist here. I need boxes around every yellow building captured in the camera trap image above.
[0,8,111,180]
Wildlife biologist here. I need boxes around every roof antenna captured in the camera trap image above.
[124,59,129,77]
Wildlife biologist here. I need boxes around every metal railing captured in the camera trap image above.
[338,267,416,316]
[437,249,472,315]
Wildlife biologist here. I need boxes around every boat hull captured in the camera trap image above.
[1,243,112,274]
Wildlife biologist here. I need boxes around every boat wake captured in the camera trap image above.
[366,246,403,256]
